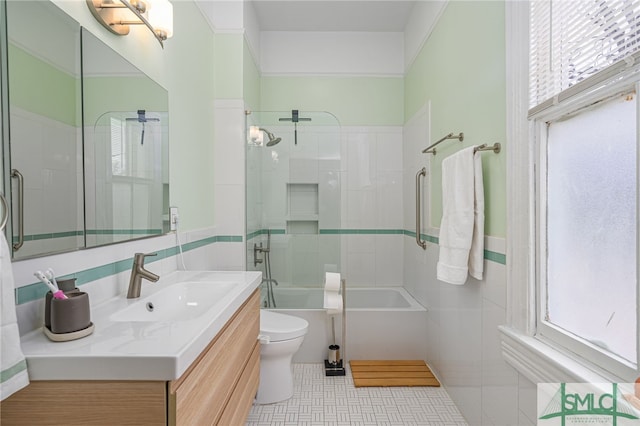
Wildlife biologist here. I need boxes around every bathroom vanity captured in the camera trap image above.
[1,271,261,425]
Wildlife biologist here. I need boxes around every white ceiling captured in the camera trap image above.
[250,1,417,32]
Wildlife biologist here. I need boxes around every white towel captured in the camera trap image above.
[0,232,29,400]
[436,146,484,284]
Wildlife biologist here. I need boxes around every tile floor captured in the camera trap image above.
[246,363,468,426]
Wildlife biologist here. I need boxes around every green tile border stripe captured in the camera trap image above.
[15,228,505,305]
[402,229,505,264]
[11,229,166,244]
[246,228,505,264]
[86,229,163,235]
[246,229,286,240]
[15,234,244,305]
[12,230,84,243]
[320,229,405,235]
[484,250,506,265]
[248,228,406,239]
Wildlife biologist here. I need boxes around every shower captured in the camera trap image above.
[125,109,160,145]
[246,110,342,307]
[260,128,281,146]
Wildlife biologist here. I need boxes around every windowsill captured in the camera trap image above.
[498,325,629,384]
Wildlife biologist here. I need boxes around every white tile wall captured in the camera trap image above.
[376,171,404,228]
[9,107,82,257]
[401,107,529,425]
[339,126,406,287]
[214,100,246,239]
[374,235,404,286]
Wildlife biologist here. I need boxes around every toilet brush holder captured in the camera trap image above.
[325,314,345,376]
[325,344,345,376]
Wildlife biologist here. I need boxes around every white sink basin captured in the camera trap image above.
[20,270,262,381]
[110,281,236,322]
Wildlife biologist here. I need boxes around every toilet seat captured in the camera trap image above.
[260,310,308,342]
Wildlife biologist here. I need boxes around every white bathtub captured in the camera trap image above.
[264,287,428,362]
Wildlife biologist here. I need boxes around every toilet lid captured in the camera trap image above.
[260,310,309,342]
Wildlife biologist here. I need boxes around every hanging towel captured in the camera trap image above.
[1,232,29,400]
[436,146,485,284]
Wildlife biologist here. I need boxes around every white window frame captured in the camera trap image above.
[533,84,639,381]
[500,1,640,384]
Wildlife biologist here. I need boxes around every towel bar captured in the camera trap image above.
[474,143,501,154]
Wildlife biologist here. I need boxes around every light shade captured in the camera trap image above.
[249,126,263,145]
[86,0,173,47]
[148,0,173,40]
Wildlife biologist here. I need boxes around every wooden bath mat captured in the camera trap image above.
[349,360,440,387]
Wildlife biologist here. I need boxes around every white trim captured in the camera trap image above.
[533,87,639,380]
[502,0,640,383]
[403,0,448,73]
[243,31,260,76]
[499,326,628,384]
[505,0,536,336]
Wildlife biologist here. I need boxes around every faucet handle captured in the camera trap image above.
[133,252,157,263]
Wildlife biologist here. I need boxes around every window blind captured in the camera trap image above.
[110,117,124,175]
[529,0,640,115]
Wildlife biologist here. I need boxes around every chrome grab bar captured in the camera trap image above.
[0,192,7,232]
[415,167,427,250]
[11,169,24,251]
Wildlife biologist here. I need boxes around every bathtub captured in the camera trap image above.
[263,287,428,362]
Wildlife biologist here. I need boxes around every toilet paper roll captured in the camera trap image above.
[323,292,343,315]
[324,272,341,292]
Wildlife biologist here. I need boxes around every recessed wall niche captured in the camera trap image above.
[286,183,319,234]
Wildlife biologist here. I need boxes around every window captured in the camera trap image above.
[109,116,155,179]
[530,0,640,380]
[111,117,126,176]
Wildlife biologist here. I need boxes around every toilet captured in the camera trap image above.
[255,310,309,404]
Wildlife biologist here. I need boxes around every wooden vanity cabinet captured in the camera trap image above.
[168,289,260,425]
[0,290,260,426]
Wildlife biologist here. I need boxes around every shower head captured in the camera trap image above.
[266,136,282,147]
[259,128,282,146]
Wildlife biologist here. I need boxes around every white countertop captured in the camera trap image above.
[20,270,261,381]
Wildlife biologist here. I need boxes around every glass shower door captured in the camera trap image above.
[245,110,341,308]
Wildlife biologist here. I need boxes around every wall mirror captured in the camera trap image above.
[5,0,83,260]
[82,29,169,248]
[2,1,169,260]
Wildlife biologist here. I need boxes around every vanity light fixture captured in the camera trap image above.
[86,0,173,48]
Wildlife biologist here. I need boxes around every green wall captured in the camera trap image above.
[45,0,218,233]
[214,33,244,100]
[243,40,261,110]
[83,76,167,125]
[405,1,506,237]
[164,1,216,231]
[260,76,404,126]
[8,43,79,127]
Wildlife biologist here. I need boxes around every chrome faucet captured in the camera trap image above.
[127,252,160,298]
